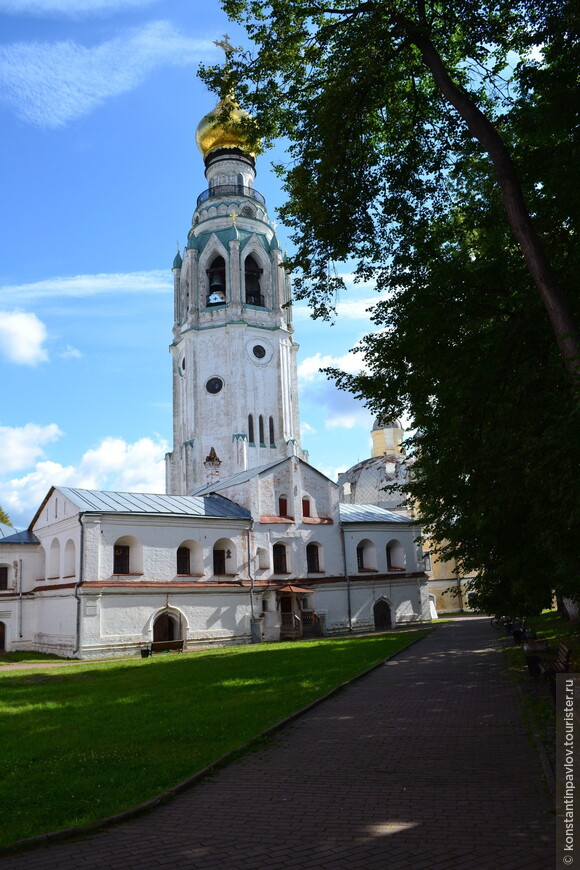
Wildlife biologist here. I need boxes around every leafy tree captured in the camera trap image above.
[0,507,12,527]
[203,0,578,378]
[203,0,579,611]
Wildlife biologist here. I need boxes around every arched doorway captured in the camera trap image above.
[0,621,5,651]
[373,599,392,631]
[153,612,178,643]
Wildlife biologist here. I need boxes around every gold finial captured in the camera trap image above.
[230,210,238,226]
[273,221,278,231]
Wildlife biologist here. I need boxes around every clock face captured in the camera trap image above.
[206,377,224,394]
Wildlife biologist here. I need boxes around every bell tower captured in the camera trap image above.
[165,86,304,495]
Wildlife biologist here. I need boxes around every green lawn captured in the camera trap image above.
[0,630,426,848]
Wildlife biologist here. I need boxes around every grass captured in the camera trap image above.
[500,609,580,776]
[0,629,426,849]
[0,651,67,665]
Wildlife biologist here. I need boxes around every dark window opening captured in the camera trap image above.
[248,414,255,444]
[273,544,287,573]
[279,497,288,517]
[269,416,275,446]
[306,544,320,573]
[207,256,226,306]
[0,567,7,590]
[356,547,365,570]
[245,255,264,306]
[177,547,190,575]
[302,498,311,518]
[259,415,265,445]
[213,548,226,575]
[114,545,130,574]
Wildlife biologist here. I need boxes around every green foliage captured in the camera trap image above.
[0,506,12,526]
[0,631,424,847]
[206,0,579,613]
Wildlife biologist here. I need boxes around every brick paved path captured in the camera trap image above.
[1,617,553,870]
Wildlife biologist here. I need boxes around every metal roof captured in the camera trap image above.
[56,488,251,520]
[0,529,40,544]
[339,504,410,524]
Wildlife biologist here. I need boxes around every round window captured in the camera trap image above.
[206,377,224,394]
[253,345,266,359]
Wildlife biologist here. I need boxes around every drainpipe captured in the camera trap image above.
[73,514,85,656]
[246,519,259,642]
[339,525,352,632]
[18,558,23,639]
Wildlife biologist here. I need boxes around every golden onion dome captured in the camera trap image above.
[195,96,259,159]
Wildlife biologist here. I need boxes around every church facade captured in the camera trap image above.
[0,92,430,658]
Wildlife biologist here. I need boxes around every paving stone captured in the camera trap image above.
[0,618,554,870]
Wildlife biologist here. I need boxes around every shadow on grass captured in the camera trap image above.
[0,630,428,848]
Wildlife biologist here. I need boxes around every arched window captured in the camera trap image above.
[248,414,255,444]
[113,535,143,575]
[63,539,75,577]
[302,497,311,518]
[273,543,288,574]
[269,416,275,447]
[207,255,226,306]
[278,496,288,517]
[259,415,265,445]
[387,540,406,571]
[356,539,377,572]
[177,547,190,575]
[48,538,60,579]
[114,544,130,574]
[306,543,320,573]
[236,172,244,193]
[245,255,263,306]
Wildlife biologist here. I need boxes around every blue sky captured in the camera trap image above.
[0,0,381,528]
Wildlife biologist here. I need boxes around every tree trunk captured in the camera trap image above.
[415,34,579,383]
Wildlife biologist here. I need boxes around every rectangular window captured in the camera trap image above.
[302,498,311,518]
[306,545,319,573]
[273,544,287,573]
[113,545,130,574]
[213,549,226,575]
[356,547,364,570]
[279,497,288,517]
[0,567,8,590]
[177,547,190,575]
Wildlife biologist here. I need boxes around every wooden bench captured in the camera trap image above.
[148,639,185,655]
[539,643,571,699]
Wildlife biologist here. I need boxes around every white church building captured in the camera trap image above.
[0,92,430,658]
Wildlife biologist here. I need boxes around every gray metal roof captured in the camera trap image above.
[0,522,16,539]
[56,488,251,520]
[339,504,410,524]
[0,529,40,544]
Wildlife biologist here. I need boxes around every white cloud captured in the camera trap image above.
[0,432,168,527]
[0,270,171,304]
[298,350,367,383]
[0,311,49,365]
[0,422,62,471]
[0,0,158,14]
[0,21,214,127]
[59,344,83,359]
